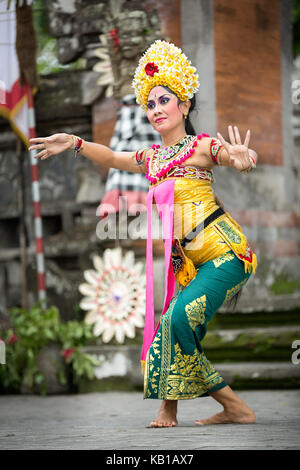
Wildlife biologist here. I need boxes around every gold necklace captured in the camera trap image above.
[156,135,194,162]
[162,134,187,148]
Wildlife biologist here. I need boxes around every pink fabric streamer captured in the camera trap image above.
[141,179,176,363]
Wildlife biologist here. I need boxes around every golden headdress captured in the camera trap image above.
[132,40,199,111]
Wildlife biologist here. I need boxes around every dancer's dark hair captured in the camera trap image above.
[226,288,243,311]
[184,95,196,135]
[162,86,197,135]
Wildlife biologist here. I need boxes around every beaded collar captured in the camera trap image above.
[146,133,210,185]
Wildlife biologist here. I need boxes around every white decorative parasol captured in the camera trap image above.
[79,247,146,344]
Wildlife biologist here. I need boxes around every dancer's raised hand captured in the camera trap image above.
[29,133,72,160]
[217,126,253,172]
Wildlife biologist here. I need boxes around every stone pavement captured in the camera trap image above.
[0,390,299,450]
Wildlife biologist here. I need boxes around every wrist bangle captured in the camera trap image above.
[241,153,256,174]
[249,155,256,169]
[210,139,223,165]
[72,135,85,157]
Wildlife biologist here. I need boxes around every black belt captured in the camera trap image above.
[180,207,225,248]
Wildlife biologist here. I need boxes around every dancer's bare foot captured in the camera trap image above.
[150,400,178,428]
[195,403,256,426]
[195,385,256,426]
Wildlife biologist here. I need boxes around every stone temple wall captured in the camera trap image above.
[181,0,300,313]
[0,0,105,318]
[0,0,299,326]
[0,0,181,320]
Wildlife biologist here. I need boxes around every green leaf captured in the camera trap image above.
[27,349,34,361]
[57,370,67,385]
[26,326,38,336]
[34,373,45,385]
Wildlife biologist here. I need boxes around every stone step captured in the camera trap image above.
[78,345,300,393]
[216,361,300,380]
[218,292,300,314]
[209,309,300,329]
[209,325,300,337]
[202,325,300,362]
[216,361,300,390]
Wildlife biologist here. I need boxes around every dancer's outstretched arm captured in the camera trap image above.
[29,133,146,174]
[197,125,258,172]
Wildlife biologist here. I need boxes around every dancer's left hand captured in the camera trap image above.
[217,126,252,172]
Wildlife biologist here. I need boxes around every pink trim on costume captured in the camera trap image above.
[141,133,212,362]
[141,179,176,363]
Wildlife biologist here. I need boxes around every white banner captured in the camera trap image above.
[0,0,34,145]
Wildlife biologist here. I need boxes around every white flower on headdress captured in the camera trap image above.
[79,248,146,344]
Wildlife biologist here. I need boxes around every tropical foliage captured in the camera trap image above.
[0,304,99,395]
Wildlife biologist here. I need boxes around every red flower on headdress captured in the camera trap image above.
[145,62,159,76]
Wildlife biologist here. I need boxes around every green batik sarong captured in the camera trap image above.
[144,251,252,400]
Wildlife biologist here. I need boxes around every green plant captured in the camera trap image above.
[270,274,300,295]
[0,303,99,394]
[58,320,100,385]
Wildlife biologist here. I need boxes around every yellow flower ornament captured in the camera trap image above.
[132,40,200,111]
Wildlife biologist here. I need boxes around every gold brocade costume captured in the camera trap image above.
[173,178,232,267]
[145,134,257,280]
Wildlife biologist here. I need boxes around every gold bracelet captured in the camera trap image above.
[217,147,224,165]
[241,155,255,174]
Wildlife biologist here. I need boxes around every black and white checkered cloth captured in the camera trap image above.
[103,94,161,194]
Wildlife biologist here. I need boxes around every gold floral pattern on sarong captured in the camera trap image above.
[225,278,248,302]
[166,343,224,399]
[144,286,228,400]
[144,294,178,399]
[144,332,162,397]
[170,343,201,376]
[185,295,206,330]
[213,252,235,268]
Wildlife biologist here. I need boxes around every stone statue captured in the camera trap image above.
[95,0,163,220]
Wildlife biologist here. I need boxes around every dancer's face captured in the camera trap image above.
[146,86,187,134]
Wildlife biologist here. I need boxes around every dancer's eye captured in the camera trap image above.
[147,101,155,110]
[160,97,170,105]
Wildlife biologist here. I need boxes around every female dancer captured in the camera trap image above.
[29,41,258,428]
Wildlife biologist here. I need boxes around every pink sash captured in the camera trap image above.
[141,179,176,363]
